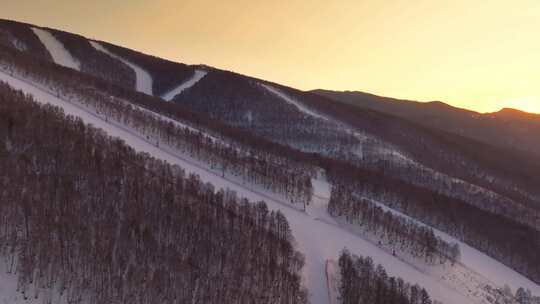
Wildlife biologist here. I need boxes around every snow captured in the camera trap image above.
[161,69,207,101]
[31,28,80,71]
[11,38,27,52]
[261,83,329,121]
[89,41,153,95]
[0,258,69,304]
[325,260,341,304]
[1,70,539,304]
[308,174,335,224]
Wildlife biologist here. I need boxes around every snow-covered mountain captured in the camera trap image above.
[1,18,539,304]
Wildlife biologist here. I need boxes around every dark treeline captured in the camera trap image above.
[48,28,136,90]
[0,19,53,62]
[327,167,540,284]
[0,83,308,303]
[338,250,437,304]
[0,45,314,207]
[329,186,460,265]
[100,41,196,96]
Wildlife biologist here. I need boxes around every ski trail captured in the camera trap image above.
[325,260,340,304]
[161,69,207,101]
[0,71,476,304]
[89,40,153,95]
[31,28,80,71]
[261,83,329,121]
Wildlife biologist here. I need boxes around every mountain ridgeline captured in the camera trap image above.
[313,89,540,159]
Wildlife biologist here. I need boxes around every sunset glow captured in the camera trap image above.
[3,0,539,113]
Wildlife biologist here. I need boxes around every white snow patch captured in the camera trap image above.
[89,40,153,95]
[261,83,329,121]
[0,259,68,304]
[161,69,207,101]
[308,174,335,224]
[12,38,27,52]
[31,27,80,71]
[325,260,341,304]
[246,110,253,124]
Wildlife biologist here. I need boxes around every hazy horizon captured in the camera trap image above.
[2,0,539,114]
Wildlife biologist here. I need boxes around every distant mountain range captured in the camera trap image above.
[312,89,540,158]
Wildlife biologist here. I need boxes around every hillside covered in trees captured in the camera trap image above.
[0,82,307,304]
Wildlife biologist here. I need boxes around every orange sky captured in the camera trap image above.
[2,0,539,113]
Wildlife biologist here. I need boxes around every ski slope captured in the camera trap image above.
[161,69,207,101]
[325,260,341,304]
[2,71,537,304]
[31,27,81,71]
[261,83,329,121]
[89,40,153,95]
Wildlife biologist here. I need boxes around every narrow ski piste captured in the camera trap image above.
[261,83,329,121]
[4,70,540,304]
[161,69,208,101]
[32,27,81,71]
[89,40,153,95]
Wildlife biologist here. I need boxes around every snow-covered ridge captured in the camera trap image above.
[31,27,80,71]
[261,83,329,121]
[89,40,153,95]
[161,69,207,101]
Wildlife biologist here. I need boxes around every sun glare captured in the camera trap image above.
[501,97,540,114]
